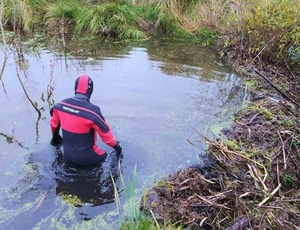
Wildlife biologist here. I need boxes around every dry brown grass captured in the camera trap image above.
[157,0,247,34]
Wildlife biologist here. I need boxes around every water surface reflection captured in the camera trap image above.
[0,39,245,229]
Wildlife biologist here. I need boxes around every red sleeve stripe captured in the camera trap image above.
[59,101,108,127]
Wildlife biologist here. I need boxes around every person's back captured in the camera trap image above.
[50,75,122,166]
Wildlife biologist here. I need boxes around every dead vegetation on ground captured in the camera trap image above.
[141,33,300,229]
[142,96,300,229]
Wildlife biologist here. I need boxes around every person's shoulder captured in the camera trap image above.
[61,97,73,102]
[88,102,101,111]
[52,97,72,107]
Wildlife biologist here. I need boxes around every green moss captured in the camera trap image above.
[277,110,294,127]
[157,180,173,190]
[245,79,258,90]
[59,193,84,207]
[248,104,274,120]
[24,202,34,209]
[225,139,240,151]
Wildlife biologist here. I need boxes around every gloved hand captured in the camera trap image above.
[50,134,63,146]
[113,141,122,155]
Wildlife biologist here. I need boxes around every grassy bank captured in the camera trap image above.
[1,0,300,73]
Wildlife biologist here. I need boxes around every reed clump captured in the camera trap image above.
[2,0,47,32]
[74,3,147,39]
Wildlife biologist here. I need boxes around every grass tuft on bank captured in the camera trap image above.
[2,0,300,71]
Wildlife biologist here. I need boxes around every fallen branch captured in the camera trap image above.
[195,193,231,210]
[278,130,287,170]
[247,163,269,192]
[32,191,47,214]
[258,183,281,207]
[253,68,300,110]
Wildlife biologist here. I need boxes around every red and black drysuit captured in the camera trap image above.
[50,75,120,166]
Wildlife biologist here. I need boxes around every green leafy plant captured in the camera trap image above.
[197,27,220,45]
[283,172,296,187]
[243,0,300,67]
[111,164,159,230]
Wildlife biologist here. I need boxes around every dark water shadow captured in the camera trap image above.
[1,146,122,230]
[52,148,122,209]
[21,146,122,201]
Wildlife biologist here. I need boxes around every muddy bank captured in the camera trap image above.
[142,62,300,229]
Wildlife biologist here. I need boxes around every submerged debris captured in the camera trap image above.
[142,99,300,229]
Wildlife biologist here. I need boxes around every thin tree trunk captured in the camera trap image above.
[0,0,8,81]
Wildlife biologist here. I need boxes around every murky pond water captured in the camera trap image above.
[0,39,246,229]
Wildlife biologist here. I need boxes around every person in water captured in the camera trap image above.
[50,74,122,166]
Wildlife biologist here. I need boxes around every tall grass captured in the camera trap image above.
[156,11,195,39]
[110,164,159,230]
[193,0,233,32]
[157,0,220,41]
[3,0,46,32]
[156,0,197,39]
[45,0,80,27]
[0,0,8,81]
[74,3,146,39]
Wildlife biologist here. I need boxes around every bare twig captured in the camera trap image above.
[195,193,231,210]
[250,164,269,192]
[253,32,279,61]
[247,113,260,125]
[276,160,280,194]
[239,192,250,199]
[11,37,42,118]
[278,130,287,170]
[200,217,208,227]
[32,191,47,214]
[258,183,281,207]
[200,175,215,184]
[191,126,212,143]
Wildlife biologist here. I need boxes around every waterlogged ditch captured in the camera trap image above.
[0,39,248,229]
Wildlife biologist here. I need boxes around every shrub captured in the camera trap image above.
[243,0,300,68]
